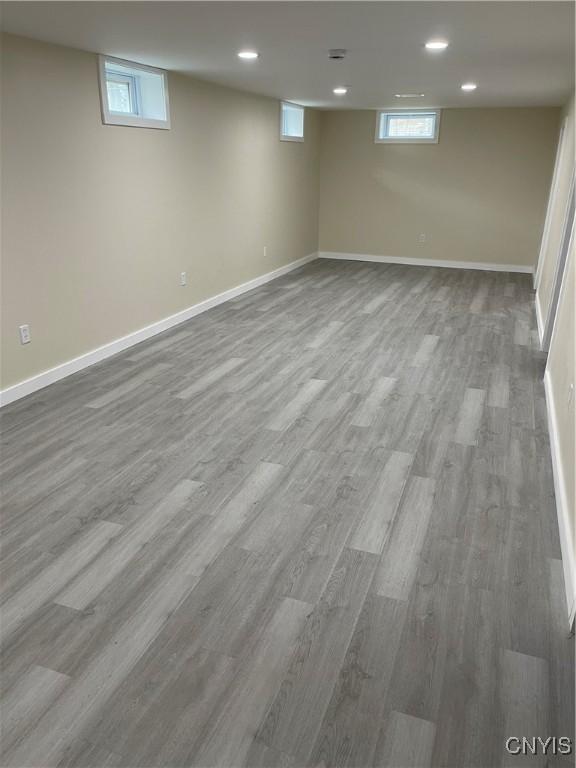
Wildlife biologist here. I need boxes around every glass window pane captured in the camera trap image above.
[387,114,435,138]
[282,103,304,138]
[106,80,132,113]
[137,70,166,121]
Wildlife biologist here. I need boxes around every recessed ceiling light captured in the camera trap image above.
[237,50,259,60]
[425,40,449,51]
[395,93,425,98]
[461,82,477,91]
[333,87,348,95]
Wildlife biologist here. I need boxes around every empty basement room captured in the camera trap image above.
[1,1,575,766]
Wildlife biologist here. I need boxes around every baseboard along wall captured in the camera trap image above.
[0,252,318,407]
[543,369,576,627]
[535,291,545,347]
[0,251,538,406]
[318,251,535,274]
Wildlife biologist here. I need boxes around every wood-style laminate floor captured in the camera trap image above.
[1,259,574,768]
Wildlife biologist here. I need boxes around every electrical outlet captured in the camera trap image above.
[19,324,31,344]
[263,246,268,259]
[418,233,426,244]
[180,271,187,286]
[568,382,574,409]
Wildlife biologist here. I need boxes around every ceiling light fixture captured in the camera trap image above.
[237,50,259,60]
[333,87,348,95]
[425,40,449,51]
[461,82,477,91]
[395,93,425,98]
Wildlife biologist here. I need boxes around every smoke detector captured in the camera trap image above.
[328,49,347,60]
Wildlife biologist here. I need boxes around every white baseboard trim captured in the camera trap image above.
[318,251,534,274]
[0,252,318,407]
[544,369,576,628]
[535,291,545,348]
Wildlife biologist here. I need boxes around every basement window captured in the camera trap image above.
[375,110,440,143]
[280,101,305,142]
[99,56,171,129]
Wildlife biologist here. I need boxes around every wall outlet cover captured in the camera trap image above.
[19,324,31,344]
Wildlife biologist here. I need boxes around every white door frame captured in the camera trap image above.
[535,117,568,289]
[541,176,575,353]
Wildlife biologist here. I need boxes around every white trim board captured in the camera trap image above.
[544,369,576,628]
[535,117,568,289]
[535,291,545,348]
[0,252,318,407]
[318,251,534,274]
[540,182,575,355]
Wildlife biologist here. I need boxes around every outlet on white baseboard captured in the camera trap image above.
[180,271,187,286]
[19,324,31,344]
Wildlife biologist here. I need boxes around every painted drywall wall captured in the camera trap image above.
[546,235,575,617]
[1,34,321,389]
[542,91,575,620]
[318,108,560,267]
[536,94,575,326]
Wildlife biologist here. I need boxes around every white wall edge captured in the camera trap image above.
[318,251,535,274]
[543,369,576,627]
[0,252,318,407]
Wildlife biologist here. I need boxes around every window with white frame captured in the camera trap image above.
[99,56,170,129]
[280,101,305,142]
[375,110,440,143]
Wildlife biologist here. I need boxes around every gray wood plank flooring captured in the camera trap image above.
[1,259,573,767]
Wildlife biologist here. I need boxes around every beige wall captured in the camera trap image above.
[318,107,560,266]
[0,33,566,393]
[536,94,575,326]
[0,34,321,389]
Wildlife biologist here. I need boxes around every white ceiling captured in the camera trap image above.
[2,1,574,109]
